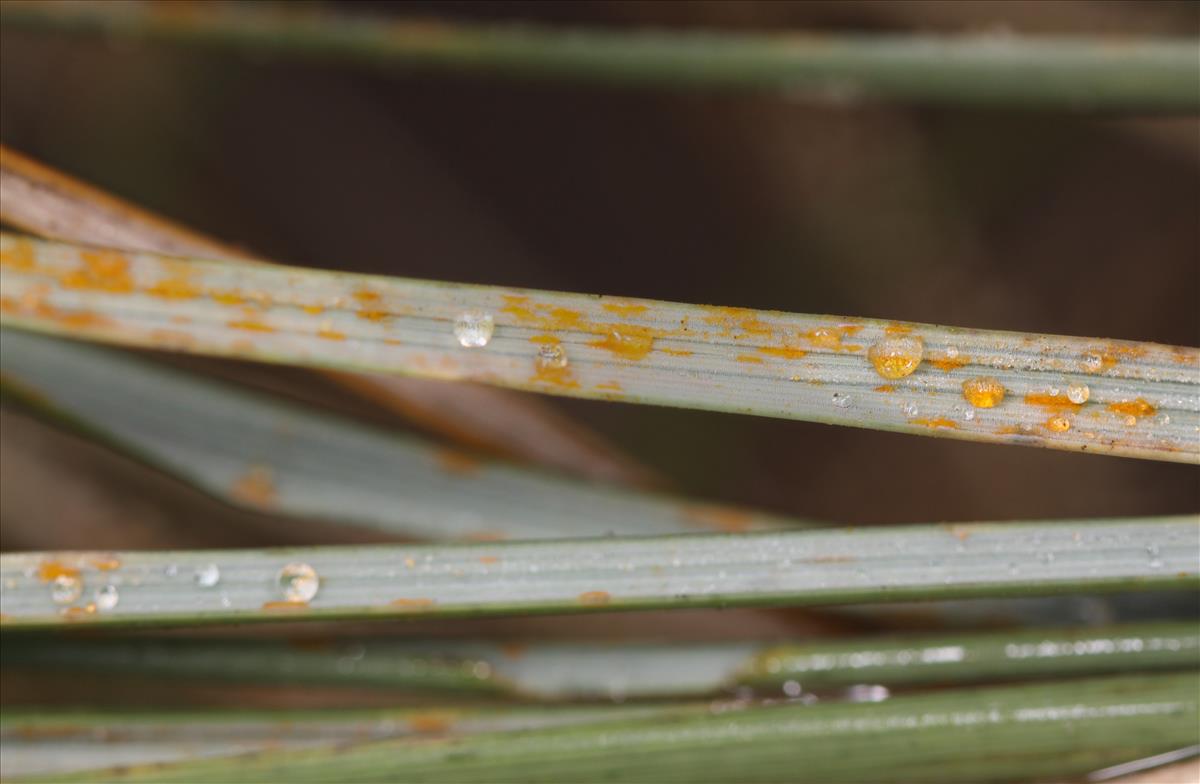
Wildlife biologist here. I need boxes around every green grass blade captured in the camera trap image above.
[5,621,1196,699]
[0,704,688,780]
[1,517,1194,629]
[0,329,799,541]
[27,673,1200,783]
[3,235,1196,462]
[1,3,1197,110]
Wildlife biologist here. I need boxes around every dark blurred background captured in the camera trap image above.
[2,0,1197,537]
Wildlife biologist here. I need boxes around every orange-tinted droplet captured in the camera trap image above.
[868,335,924,380]
[961,377,1006,408]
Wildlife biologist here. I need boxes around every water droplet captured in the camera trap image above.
[945,345,960,359]
[868,335,924,380]
[472,661,493,680]
[453,311,494,348]
[1158,413,1171,426]
[783,680,803,698]
[277,563,320,602]
[1046,416,1071,433]
[1007,562,1020,575]
[1048,386,1060,397]
[1146,544,1164,569]
[831,392,852,408]
[164,564,179,578]
[95,584,119,611]
[962,407,976,421]
[194,563,220,588]
[536,343,568,369]
[51,574,82,604]
[961,376,1005,408]
[1066,383,1090,405]
[846,684,890,703]
[903,402,919,418]
[1124,415,1138,427]
[1081,352,1104,372]
[220,593,232,608]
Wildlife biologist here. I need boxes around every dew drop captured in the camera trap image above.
[277,562,320,602]
[868,335,924,380]
[961,376,1005,408]
[51,574,82,605]
[1146,544,1163,569]
[831,392,852,408]
[903,402,919,418]
[536,343,568,369]
[945,345,960,359]
[1066,383,1090,405]
[1124,415,1138,427]
[1046,416,1071,433]
[783,680,803,698]
[453,311,494,348]
[194,563,220,588]
[846,684,890,703]
[164,564,179,578]
[962,407,976,422]
[1048,386,1060,397]
[220,593,232,608]
[95,584,119,611]
[1081,352,1104,372]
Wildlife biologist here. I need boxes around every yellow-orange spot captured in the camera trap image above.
[90,557,121,572]
[0,237,36,270]
[60,605,96,620]
[578,590,612,606]
[211,291,244,305]
[228,319,274,332]
[144,275,200,300]
[602,302,648,317]
[1108,398,1156,418]
[703,307,773,338]
[353,289,381,303]
[884,323,913,335]
[944,524,972,542]
[737,354,764,364]
[391,597,436,610]
[317,326,345,341]
[531,364,580,389]
[910,417,959,429]
[589,326,655,361]
[38,561,80,582]
[681,504,753,533]
[758,346,808,360]
[383,338,403,346]
[929,354,970,372]
[231,465,277,508]
[408,714,453,734]
[356,310,390,322]
[501,642,527,659]
[595,381,623,392]
[302,304,325,315]
[874,385,895,393]
[805,326,861,352]
[61,250,133,293]
[1045,416,1072,433]
[962,377,1006,408]
[529,334,561,344]
[262,600,309,611]
[501,295,537,323]
[437,449,481,476]
[549,307,583,328]
[1024,392,1081,414]
[995,425,1025,435]
[479,556,500,565]
[660,348,693,357]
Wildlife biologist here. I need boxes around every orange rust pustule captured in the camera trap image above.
[804,326,861,352]
[1044,416,1072,433]
[353,289,381,303]
[391,598,437,610]
[144,275,200,300]
[478,556,500,565]
[703,306,773,338]
[231,465,277,508]
[929,355,970,372]
[262,600,309,611]
[531,364,580,389]
[874,385,895,393]
[758,346,808,360]
[60,605,96,620]
[316,327,346,341]
[910,417,959,430]
[38,561,81,582]
[0,236,36,270]
[595,381,623,392]
[1024,393,1082,414]
[736,354,764,364]
[355,310,390,322]
[578,590,612,606]
[60,250,134,293]
[90,556,121,571]
[659,348,693,357]
[2,292,111,329]
[1108,398,1157,418]
[589,326,655,361]
[228,319,274,333]
[408,714,454,734]
[602,302,648,317]
[437,449,482,477]
[884,323,913,335]
[211,291,245,305]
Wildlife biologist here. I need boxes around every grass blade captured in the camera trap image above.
[0,329,798,540]
[4,621,1196,699]
[2,233,1196,462]
[25,673,1199,783]
[0,147,654,487]
[0,517,1194,629]
[1,3,1197,110]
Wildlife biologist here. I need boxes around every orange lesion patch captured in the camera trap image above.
[262,600,309,611]
[874,385,895,393]
[2,289,111,330]
[355,309,390,322]
[60,605,97,620]
[1108,398,1156,418]
[602,302,648,317]
[884,323,913,335]
[578,590,612,606]
[659,348,693,357]
[0,237,36,270]
[478,556,500,565]
[595,381,623,392]
[211,291,245,305]
[589,325,656,361]
[758,345,807,360]
[804,326,861,352]
[89,556,121,571]
[353,289,381,303]
[228,319,274,332]
[437,449,482,476]
[60,250,134,293]
[736,354,764,364]
[38,561,81,582]
[928,354,970,372]
[391,597,437,610]
[316,325,345,340]
[1024,392,1082,414]
[231,465,277,508]
[681,504,754,533]
[910,417,959,429]
[531,363,580,389]
[703,306,773,338]
[408,713,454,734]
[144,267,200,299]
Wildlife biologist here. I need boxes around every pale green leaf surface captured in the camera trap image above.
[2,235,1196,462]
[1,517,1195,629]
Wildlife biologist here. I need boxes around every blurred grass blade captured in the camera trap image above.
[0,329,796,540]
[0,147,655,487]
[27,673,1200,783]
[1,517,1194,629]
[0,704,688,780]
[2,3,1198,110]
[4,621,1196,700]
[2,234,1196,462]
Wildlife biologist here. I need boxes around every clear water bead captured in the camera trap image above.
[453,311,494,348]
[902,402,919,418]
[51,574,82,604]
[831,392,852,408]
[536,343,569,369]
[1066,383,1090,405]
[194,563,221,588]
[277,562,320,602]
[95,584,119,611]
[783,680,803,698]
